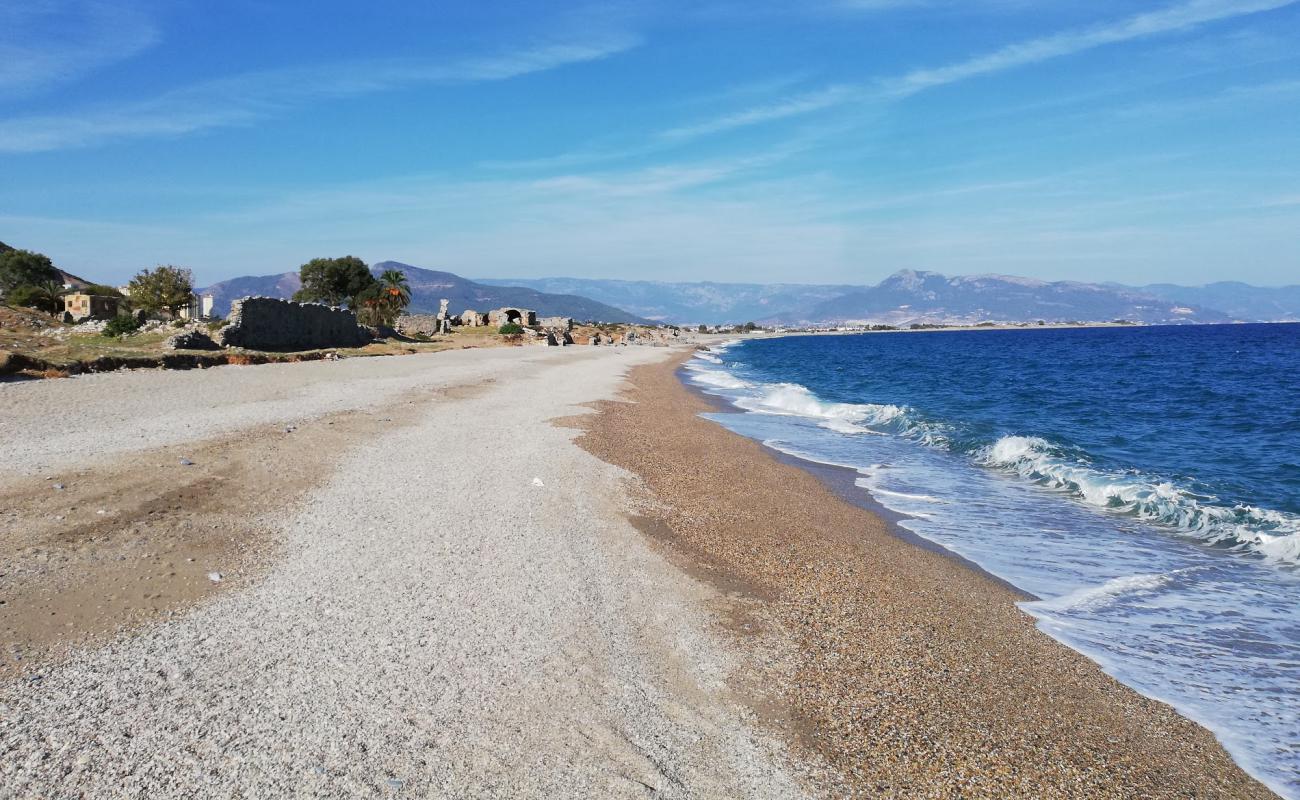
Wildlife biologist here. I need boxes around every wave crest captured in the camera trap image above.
[980,435,1300,565]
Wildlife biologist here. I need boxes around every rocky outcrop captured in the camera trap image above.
[164,329,220,350]
[217,297,370,351]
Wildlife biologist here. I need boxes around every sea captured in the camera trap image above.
[683,323,1300,798]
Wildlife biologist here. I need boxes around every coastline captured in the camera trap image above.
[576,349,1276,799]
[681,363,1037,602]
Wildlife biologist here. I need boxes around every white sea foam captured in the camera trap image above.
[687,369,750,389]
[1030,572,1179,613]
[867,486,947,504]
[734,383,907,427]
[980,435,1300,565]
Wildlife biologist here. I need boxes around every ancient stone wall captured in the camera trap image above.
[395,314,442,336]
[217,297,371,350]
[539,316,573,331]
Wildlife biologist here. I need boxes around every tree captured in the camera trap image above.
[378,269,410,308]
[697,324,708,333]
[0,249,60,294]
[6,281,65,314]
[354,269,411,327]
[293,256,375,308]
[80,283,125,298]
[129,265,194,317]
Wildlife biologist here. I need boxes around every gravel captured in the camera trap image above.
[2,348,578,477]
[0,346,807,798]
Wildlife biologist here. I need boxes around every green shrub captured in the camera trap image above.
[205,318,228,332]
[102,315,143,337]
[6,284,59,313]
[498,323,525,335]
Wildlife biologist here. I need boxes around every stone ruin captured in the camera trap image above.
[543,328,575,346]
[459,309,487,327]
[217,297,371,350]
[435,298,453,334]
[488,307,537,328]
[538,316,573,332]
[394,314,442,336]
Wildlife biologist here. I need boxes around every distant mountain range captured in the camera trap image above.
[8,235,1298,327]
[483,271,1300,325]
[199,261,652,323]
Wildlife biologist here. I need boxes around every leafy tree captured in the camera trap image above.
[128,265,194,317]
[0,249,60,294]
[102,315,143,337]
[697,324,708,333]
[293,256,376,308]
[6,281,65,314]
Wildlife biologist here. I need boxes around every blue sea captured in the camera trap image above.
[683,323,1300,798]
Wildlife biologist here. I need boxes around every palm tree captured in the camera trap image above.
[378,269,410,309]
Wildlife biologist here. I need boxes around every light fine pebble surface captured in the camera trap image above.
[0,346,810,798]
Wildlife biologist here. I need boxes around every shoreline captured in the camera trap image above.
[577,350,1275,798]
[678,363,1038,602]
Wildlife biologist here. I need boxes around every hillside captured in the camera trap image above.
[477,277,857,324]
[799,271,1230,325]
[1136,282,1300,323]
[483,271,1297,325]
[199,262,652,323]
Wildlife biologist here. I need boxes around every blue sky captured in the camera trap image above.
[2,0,1299,287]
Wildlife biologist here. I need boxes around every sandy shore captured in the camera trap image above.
[575,351,1276,799]
[1,345,810,798]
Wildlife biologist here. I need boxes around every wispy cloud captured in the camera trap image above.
[0,35,638,153]
[883,0,1299,97]
[661,0,1299,140]
[659,85,859,140]
[0,1,159,97]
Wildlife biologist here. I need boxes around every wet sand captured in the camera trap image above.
[576,351,1275,799]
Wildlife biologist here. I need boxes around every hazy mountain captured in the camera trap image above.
[199,262,651,323]
[482,270,1277,325]
[477,277,856,324]
[1133,282,1300,323]
[201,272,304,316]
[800,271,1231,325]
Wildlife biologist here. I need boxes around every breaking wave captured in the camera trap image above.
[685,352,1300,567]
[685,368,750,389]
[979,435,1300,565]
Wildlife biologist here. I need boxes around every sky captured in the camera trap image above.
[2,0,1299,288]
